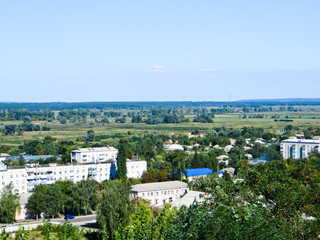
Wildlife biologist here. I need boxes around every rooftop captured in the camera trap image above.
[0,153,10,157]
[217,155,229,160]
[184,168,213,177]
[281,138,320,144]
[220,167,235,175]
[170,190,205,208]
[7,155,60,162]
[131,181,188,192]
[71,147,118,153]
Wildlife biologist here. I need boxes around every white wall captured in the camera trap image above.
[0,160,147,195]
[281,140,320,159]
[131,186,189,206]
[71,147,118,164]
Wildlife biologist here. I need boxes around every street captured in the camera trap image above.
[0,214,98,233]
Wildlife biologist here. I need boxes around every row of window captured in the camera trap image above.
[3,168,141,183]
[141,189,180,198]
[1,174,25,179]
[82,155,116,158]
[2,179,25,185]
[154,198,173,204]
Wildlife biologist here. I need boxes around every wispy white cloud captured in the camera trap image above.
[198,68,218,72]
[145,65,168,72]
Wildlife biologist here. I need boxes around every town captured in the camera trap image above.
[0,102,320,239]
[1,0,319,239]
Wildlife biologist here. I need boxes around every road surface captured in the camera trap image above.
[0,214,98,233]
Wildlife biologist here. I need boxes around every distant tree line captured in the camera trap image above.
[1,123,50,136]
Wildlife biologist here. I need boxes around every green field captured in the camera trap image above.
[1,110,320,148]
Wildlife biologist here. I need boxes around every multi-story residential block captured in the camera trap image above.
[130,181,189,206]
[0,165,28,194]
[0,160,147,195]
[71,147,118,164]
[280,137,320,159]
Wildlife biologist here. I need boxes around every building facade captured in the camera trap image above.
[0,160,147,195]
[71,147,118,164]
[130,181,189,206]
[280,137,320,159]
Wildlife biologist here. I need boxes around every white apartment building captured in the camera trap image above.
[71,147,118,164]
[0,165,28,195]
[0,160,147,195]
[130,181,189,206]
[280,137,320,159]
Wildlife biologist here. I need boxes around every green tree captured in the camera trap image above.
[42,219,53,240]
[116,201,178,240]
[117,142,127,180]
[0,183,20,223]
[97,180,133,240]
[72,180,98,215]
[172,201,295,239]
[2,124,16,135]
[27,184,49,220]
[14,227,30,240]
[190,150,201,169]
[119,201,154,239]
[284,124,293,132]
[18,155,25,166]
[262,132,273,141]
[35,143,45,155]
[59,119,67,124]
[56,221,85,240]
[222,171,232,182]
[42,136,57,155]
[61,145,72,164]
[152,203,178,239]
[165,150,187,180]
[141,169,157,183]
[0,229,9,240]
[303,129,312,139]
[101,117,110,125]
[85,130,95,142]
[53,180,74,215]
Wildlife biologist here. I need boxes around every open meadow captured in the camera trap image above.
[1,110,320,149]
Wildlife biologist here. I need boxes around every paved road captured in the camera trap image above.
[52,214,97,226]
[0,214,97,233]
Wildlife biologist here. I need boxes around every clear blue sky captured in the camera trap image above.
[0,1,319,102]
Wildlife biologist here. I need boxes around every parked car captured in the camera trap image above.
[64,215,75,220]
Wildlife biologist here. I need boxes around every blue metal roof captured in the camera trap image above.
[184,168,214,177]
[171,168,224,177]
